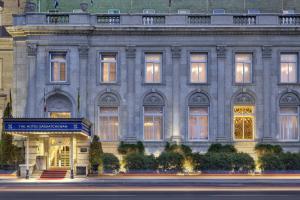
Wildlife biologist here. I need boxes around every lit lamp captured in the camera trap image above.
[0,1,4,11]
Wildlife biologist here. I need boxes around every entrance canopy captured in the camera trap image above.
[3,118,91,137]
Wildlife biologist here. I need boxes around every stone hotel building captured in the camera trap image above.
[3,0,300,177]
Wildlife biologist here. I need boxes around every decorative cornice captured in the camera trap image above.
[262,46,272,58]
[216,46,226,58]
[78,45,89,58]
[171,46,181,58]
[126,46,136,59]
[27,42,37,56]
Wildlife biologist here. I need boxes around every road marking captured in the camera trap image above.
[60,194,137,197]
[210,195,291,197]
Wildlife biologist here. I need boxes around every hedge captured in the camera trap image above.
[255,144,283,156]
[157,152,184,172]
[207,144,237,154]
[102,153,120,172]
[259,152,300,171]
[124,153,158,171]
[118,141,145,155]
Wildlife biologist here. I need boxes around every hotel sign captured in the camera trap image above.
[4,119,91,136]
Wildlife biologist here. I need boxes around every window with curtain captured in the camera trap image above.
[235,53,252,83]
[188,107,209,141]
[99,107,119,141]
[50,52,67,82]
[100,54,117,83]
[144,107,163,141]
[190,53,207,83]
[279,107,299,141]
[145,54,162,83]
[233,106,255,140]
[280,54,297,83]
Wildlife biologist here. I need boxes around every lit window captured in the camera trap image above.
[145,54,162,83]
[280,54,297,83]
[235,53,252,83]
[279,107,299,141]
[190,54,207,83]
[49,112,71,118]
[233,106,255,140]
[99,107,119,141]
[188,107,208,141]
[100,54,117,83]
[144,107,163,141]
[50,53,67,82]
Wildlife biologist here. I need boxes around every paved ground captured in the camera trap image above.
[1,191,300,200]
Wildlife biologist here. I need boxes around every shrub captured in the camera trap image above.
[191,153,206,171]
[259,153,285,171]
[89,135,103,172]
[200,153,233,171]
[118,141,145,155]
[207,144,237,154]
[102,153,120,172]
[164,142,193,158]
[157,152,184,172]
[230,153,255,172]
[255,144,283,156]
[279,152,300,170]
[124,153,157,171]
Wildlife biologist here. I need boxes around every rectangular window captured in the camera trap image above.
[188,107,209,141]
[100,54,117,83]
[50,52,67,82]
[145,54,162,83]
[280,54,297,83]
[233,106,255,140]
[49,112,71,118]
[190,53,207,83]
[144,107,163,141]
[279,107,299,141]
[99,107,119,141]
[235,53,252,83]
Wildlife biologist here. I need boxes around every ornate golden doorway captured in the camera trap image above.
[49,137,71,168]
[233,106,255,140]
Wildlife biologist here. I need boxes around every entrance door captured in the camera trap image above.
[49,138,71,168]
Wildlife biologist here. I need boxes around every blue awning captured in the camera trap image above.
[3,118,92,137]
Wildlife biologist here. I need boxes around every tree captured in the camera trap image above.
[89,135,103,173]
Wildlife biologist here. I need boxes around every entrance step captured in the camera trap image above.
[40,170,67,179]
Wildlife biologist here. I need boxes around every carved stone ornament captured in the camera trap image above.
[188,92,209,106]
[262,46,272,58]
[143,93,165,106]
[126,46,136,58]
[27,43,37,56]
[234,93,255,105]
[216,46,226,58]
[280,93,300,106]
[171,46,181,58]
[47,94,72,111]
[79,46,89,58]
[99,93,120,107]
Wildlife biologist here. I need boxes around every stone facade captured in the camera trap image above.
[6,11,300,155]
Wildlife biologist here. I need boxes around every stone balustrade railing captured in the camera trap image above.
[13,13,300,26]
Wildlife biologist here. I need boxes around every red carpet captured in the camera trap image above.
[40,170,67,179]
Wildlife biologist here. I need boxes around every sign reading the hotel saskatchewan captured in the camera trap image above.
[3,119,91,136]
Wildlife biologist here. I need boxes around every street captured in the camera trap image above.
[1,191,300,200]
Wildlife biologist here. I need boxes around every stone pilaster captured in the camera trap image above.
[26,42,37,117]
[262,46,273,142]
[78,45,89,118]
[125,46,137,142]
[216,46,227,142]
[171,46,182,143]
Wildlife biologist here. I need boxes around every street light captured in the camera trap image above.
[0,1,4,11]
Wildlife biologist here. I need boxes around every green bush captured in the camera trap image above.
[157,152,184,172]
[124,153,157,171]
[200,153,233,171]
[255,144,283,156]
[231,153,255,172]
[279,153,300,170]
[191,153,205,171]
[118,141,145,155]
[102,153,120,172]
[259,153,285,171]
[164,142,193,158]
[207,144,237,154]
[89,135,103,172]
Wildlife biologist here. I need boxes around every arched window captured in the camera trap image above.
[143,93,164,141]
[188,92,209,141]
[279,93,300,141]
[233,92,255,140]
[46,93,72,118]
[98,93,120,141]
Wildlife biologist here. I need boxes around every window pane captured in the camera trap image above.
[234,117,244,139]
[190,63,199,82]
[144,116,153,141]
[102,55,116,62]
[144,107,163,141]
[281,54,297,62]
[99,107,119,141]
[235,63,244,83]
[288,63,297,82]
[110,63,117,82]
[146,54,161,62]
[153,63,161,82]
[280,115,298,140]
[233,106,255,140]
[153,116,163,140]
[199,116,208,140]
[60,63,66,81]
[243,63,251,83]
[145,63,154,82]
[189,107,208,140]
[199,63,207,83]
[102,63,110,82]
[190,107,208,115]
[280,107,298,114]
[280,63,289,82]
[236,54,252,62]
[51,53,66,62]
[51,62,60,82]
[190,54,207,62]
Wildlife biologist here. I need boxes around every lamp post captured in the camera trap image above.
[0,1,4,12]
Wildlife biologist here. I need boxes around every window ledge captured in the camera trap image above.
[47,82,70,85]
